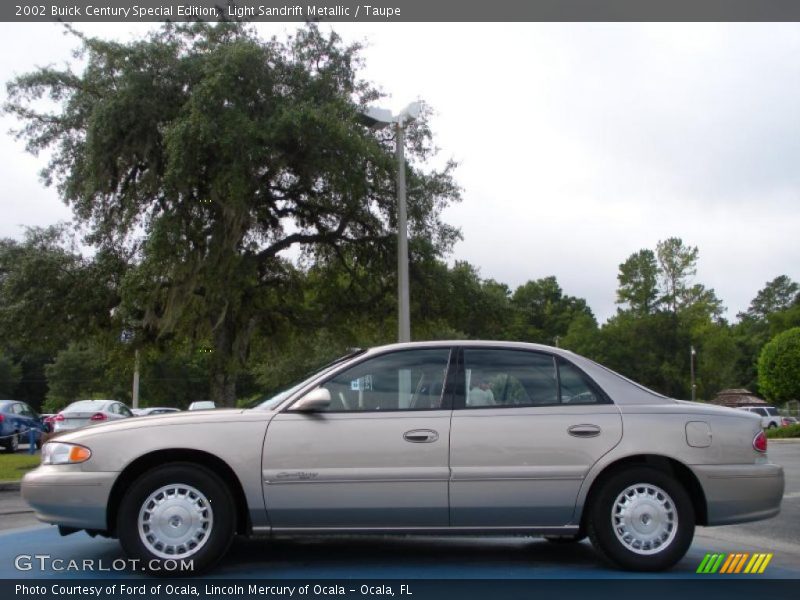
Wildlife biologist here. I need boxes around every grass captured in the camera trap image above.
[0,453,40,481]
[766,423,800,439]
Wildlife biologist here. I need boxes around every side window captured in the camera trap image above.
[463,349,558,408]
[756,408,768,417]
[318,349,451,412]
[11,403,23,415]
[108,404,119,415]
[119,405,133,417]
[558,359,604,404]
[18,404,35,418]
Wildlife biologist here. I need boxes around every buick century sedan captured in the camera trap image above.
[22,341,784,573]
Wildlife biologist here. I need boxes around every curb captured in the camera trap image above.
[767,438,800,443]
[0,481,21,492]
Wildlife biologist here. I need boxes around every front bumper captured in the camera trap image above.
[21,466,118,531]
[692,463,784,526]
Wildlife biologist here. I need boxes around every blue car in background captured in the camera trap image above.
[0,400,46,453]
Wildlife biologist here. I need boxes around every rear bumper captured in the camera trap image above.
[692,463,784,525]
[21,466,117,531]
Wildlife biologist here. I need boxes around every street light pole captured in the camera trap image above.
[690,345,697,402]
[395,120,411,343]
[360,102,420,344]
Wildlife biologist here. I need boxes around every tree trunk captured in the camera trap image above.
[210,371,237,407]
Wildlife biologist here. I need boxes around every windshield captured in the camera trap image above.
[255,348,367,410]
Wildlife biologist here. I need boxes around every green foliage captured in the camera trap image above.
[6,23,461,405]
[0,353,22,397]
[743,275,799,321]
[758,327,800,404]
[0,226,121,358]
[616,249,659,315]
[509,276,594,344]
[765,423,800,439]
[44,343,116,412]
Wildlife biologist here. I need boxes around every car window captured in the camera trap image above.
[766,407,779,416]
[558,359,604,404]
[18,403,35,418]
[317,348,451,412]
[463,349,558,408]
[118,404,134,417]
[461,350,607,408]
[11,403,23,415]
[755,408,768,417]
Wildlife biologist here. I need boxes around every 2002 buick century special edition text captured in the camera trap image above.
[22,341,784,573]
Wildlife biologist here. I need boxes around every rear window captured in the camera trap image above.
[66,400,108,411]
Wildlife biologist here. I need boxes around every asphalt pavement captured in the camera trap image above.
[0,443,797,579]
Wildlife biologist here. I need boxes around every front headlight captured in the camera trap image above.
[41,442,92,465]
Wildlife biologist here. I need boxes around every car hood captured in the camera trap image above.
[48,408,266,443]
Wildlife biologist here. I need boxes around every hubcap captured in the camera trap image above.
[138,484,213,559]
[611,483,678,555]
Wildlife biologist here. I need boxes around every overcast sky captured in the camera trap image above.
[1,22,799,324]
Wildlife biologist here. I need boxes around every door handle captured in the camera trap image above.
[568,424,601,438]
[403,429,439,443]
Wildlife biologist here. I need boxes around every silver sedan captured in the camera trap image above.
[22,341,784,573]
[52,399,134,433]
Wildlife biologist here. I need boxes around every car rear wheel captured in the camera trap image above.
[587,467,694,571]
[4,433,19,453]
[117,463,235,574]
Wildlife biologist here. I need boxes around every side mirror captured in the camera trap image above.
[290,387,331,412]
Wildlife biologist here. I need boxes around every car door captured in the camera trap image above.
[449,347,623,527]
[262,347,454,530]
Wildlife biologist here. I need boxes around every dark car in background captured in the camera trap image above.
[0,400,46,453]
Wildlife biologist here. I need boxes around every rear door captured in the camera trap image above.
[262,347,455,530]
[449,347,623,527]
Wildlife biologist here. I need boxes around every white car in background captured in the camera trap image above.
[188,401,216,411]
[131,407,181,416]
[737,406,782,429]
[52,399,134,432]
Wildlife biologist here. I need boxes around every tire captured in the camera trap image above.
[117,462,235,574]
[587,467,694,571]
[767,423,777,429]
[4,433,19,453]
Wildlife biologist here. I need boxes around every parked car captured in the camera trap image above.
[131,407,181,416]
[40,414,56,433]
[52,400,134,433]
[0,400,46,452]
[188,400,216,411]
[737,405,782,429]
[22,342,784,574]
[782,416,798,427]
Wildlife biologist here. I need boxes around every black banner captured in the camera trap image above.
[4,0,800,23]
[5,579,800,600]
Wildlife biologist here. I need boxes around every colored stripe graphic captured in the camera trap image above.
[697,552,772,574]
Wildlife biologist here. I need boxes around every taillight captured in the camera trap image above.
[89,413,107,422]
[0,414,4,423]
[54,413,65,421]
[753,431,767,453]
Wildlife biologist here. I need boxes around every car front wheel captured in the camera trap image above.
[587,467,694,571]
[117,463,235,574]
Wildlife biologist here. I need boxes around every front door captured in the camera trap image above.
[262,347,454,530]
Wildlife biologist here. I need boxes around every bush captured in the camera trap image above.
[758,327,800,403]
[766,423,800,439]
